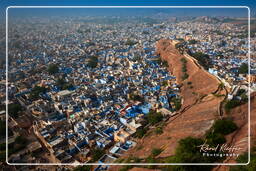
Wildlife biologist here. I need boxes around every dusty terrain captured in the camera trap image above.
[110,39,224,171]
[122,39,223,158]
[110,39,255,171]
[214,92,256,171]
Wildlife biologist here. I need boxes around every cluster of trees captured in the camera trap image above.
[188,39,198,44]
[145,110,164,125]
[236,89,245,96]
[165,119,237,171]
[73,166,91,171]
[180,58,189,80]
[162,80,168,87]
[238,63,248,74]
[205,119,237,146]
[165,137,213,171]
[211,119,237,135]
[135,110,164,138]
[0,120,5,138]
[187,81,193,89]
[56,78,73,90]
[182,73,189,80]
[8,136,28,156]
[87,56,98,68]
[135,127,147,138]
[225,89,248,113]
[187,50,212,70]
[131,55,142,62]
[90,148,105,162]
[8,103,22,118]
[47,64,59,74]
[129,93,144,102]
[145,148,163,169]
[171,97,182,111]
[119,156,141,171]
[155,126,163,135]
[0,142,5,162]
[225,99,241,113]
[151,148,163,157]
[225,98,246,113]
[173,97,182,111]
[29,86,47,100]
[161,60,169,67]
[175,42,186,53]
[125,39,138,46]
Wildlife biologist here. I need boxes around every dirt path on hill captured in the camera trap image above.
[111,40,254,171]
[114,39,223,160]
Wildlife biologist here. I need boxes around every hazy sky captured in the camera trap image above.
[7,8,249,19]
[0,0,255,21]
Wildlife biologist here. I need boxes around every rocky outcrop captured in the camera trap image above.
[120,39,223,159]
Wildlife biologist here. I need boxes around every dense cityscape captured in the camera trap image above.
[0,11,255,171]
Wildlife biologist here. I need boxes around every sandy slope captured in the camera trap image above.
[113,39,222,162]
[110,39,254,170]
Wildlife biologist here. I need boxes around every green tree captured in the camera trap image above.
[146,156,157,169]
[151,148,162,157]
[238,63,248,74]
[182,65,187,73]
[8,103,22,118]
[189,39,197,44]
[162,80,168,87]
[205,132,226,146]
[236,89,246,96]
[91,148,104,162]
[29,86,47,100]
[135,128,147,138]
[87,56,98,68]
[162,60,169,67]
[125,39,137,46]
[225,99,241,113]
[47,64,59,74]
[172,97,182,111]
[146,111,163,125]
[129,93,144,102]
[8,136,28,155]
[182,73,189,80]
[187,51,212,70]
[180,58,187,63]
[155,127,163,135]
[56,78,73,90]
[211,119,237,135]
[73,165,92,171]
[0,120,5,138]
[170,137,214,170]
[0,150,5,162]
[15,135,28,144]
